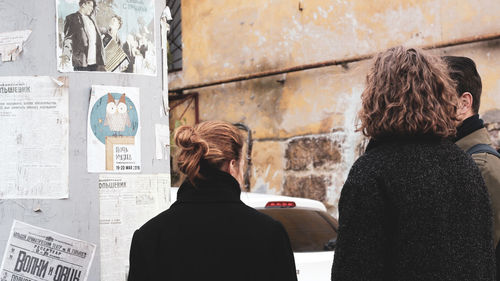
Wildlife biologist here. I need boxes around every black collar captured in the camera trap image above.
[455,114,484,141]
[176,168,242,203]
[365,134,444,152]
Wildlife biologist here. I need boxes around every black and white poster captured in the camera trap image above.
[0,221,96,281]
[56,0,156,75]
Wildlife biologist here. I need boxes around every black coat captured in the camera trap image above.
[63,12,104,67]
[128,169,297,281]
[332,136,495,281]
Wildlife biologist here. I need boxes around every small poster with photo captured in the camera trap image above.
[56,0,156,75]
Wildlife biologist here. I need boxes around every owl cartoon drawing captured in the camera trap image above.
[104,93,131,132]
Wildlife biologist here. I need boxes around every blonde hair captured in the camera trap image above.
[174,121,244,184]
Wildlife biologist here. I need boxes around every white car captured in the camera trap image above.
[170,188,338,281]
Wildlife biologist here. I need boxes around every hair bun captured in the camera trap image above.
[175,126,209,154]
[174,125,209,180]
[174,121,244,185]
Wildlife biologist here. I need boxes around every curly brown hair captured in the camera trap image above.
[358,46,459,139]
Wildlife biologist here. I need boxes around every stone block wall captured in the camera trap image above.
[279,132,367,214]
[282,136,342,202]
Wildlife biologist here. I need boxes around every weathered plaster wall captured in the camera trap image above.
[169,0,500,215]
[170,0,500,88]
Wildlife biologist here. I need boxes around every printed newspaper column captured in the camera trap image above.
[88,85,141,173]
[0,76,69,199]
[0,220,96,281]
[99,174,170,281]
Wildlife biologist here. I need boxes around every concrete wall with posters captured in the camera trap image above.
[0,1,169,280]
[169,0,500,215]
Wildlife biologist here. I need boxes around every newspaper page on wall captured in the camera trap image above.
[0,220,96,281]
[56,0,156,75]
[88,85,141,173]
[99,174,170,281]
[0,76,69,199]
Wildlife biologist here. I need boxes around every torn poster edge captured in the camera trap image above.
[0,30,31,62]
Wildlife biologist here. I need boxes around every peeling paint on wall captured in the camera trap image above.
[169,0,500,217]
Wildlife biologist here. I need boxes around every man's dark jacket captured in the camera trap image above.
[63,12,104,68]
[455,115,500,280]
[332,136,495,281]
[128,169,298,281]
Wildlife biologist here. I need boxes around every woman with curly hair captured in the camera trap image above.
[331,46,495,281]
[128,121,297,281]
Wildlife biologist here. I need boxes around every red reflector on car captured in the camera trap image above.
[265,201,296,208]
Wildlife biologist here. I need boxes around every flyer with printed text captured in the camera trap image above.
[0,221,96,281]
[99,174,170,281]
[87,85,141,173]
[0,76,68,199]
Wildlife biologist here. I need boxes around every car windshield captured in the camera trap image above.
[258,208,338,252]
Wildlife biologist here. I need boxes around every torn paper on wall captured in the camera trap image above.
[0,76,69,199]
[0,30,31,62]
[155,124,170,160]
[0,220,96,281]
[88,85,141,173]
[160,6,172,116]
[99,174,170,281]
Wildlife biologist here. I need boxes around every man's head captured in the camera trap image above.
[442,56,482,120]
[109,15,123,33]
[79,0,95,16]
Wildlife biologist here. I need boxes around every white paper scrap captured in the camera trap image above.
[155,124,170,160]
[0,30,31,62]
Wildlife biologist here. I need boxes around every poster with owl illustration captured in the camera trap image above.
[87,85,140,173]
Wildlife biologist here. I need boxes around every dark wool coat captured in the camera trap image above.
[63,12,104,68]
[128,169,297,281]
[331,136,496,281]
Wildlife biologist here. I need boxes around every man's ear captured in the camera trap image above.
[458,92,474,117]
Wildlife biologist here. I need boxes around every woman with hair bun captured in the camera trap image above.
[128,121,297,281]
[331,47,495,281]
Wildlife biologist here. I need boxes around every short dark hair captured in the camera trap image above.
[112,15,123,29]
[442,56,482,114]
[79,0,96,8]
